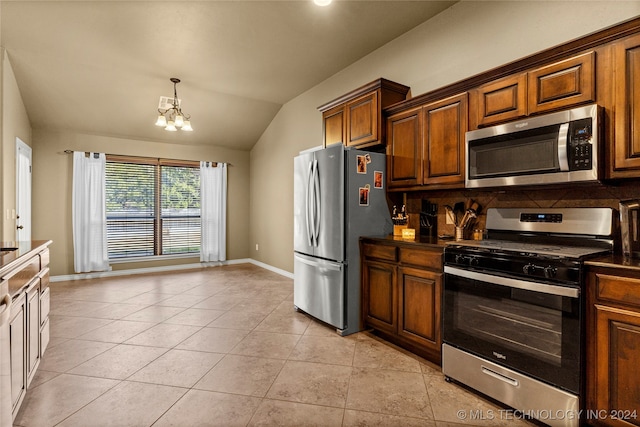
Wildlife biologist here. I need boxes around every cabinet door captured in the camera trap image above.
[613,34,640,175]
[528,51,595,114]
[26,282,40,387]
[592,304,640,427]
[387,107,423,188]
[9,294,26,418]
[423,93,467,186]
[362,259,396,334]
[397,266,441,355]
[322,104,345,147]
[470,73,527,129]
[346,91,378,147]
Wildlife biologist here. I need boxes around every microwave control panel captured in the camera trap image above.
[567,118,593,171]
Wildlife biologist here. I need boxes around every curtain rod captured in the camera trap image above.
[62,150,231,166]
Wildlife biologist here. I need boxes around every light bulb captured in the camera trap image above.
[155,115,167,127]
[314,0,331,6]
[174,114,184,127]
[181,120,193,131]
[165,120,177,131]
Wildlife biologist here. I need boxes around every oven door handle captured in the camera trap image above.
[444,266,580,298]
[481,366,519,387]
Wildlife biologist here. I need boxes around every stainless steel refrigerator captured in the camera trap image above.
[293,143,392,336]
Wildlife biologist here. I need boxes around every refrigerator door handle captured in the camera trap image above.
[294,253,342,271]
[313,159,321,245]
[306,160,314,247]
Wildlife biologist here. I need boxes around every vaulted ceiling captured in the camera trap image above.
[1,1,456,150]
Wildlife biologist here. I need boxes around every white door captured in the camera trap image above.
[16,139,32,241]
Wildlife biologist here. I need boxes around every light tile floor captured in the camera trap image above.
[14,264,534,426]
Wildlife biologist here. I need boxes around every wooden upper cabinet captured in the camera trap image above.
[387,107,423,188]
[528,51,595,114]
[319,78,410,149]
[469,52,595,130]
[387,93,467,190]
[322,104,345,147]
[423,93,467,186]
[470,73,527,128]
[346,91,378,147]
[612,33,640,176]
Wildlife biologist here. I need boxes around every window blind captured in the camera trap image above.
[160,165,201,255]
[105,159,200,259]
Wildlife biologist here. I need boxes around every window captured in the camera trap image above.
[105,156,200,260]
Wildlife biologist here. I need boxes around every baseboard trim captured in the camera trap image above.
[248,259,294,279]
[50,258,293,282]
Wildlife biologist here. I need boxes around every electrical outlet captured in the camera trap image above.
[255,244,259,251]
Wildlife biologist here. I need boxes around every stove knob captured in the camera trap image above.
[523,263,535,275]
[544,266,557,278]
[455,254,469,265]
[469,257,479,266]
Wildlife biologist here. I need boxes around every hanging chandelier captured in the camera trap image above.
[155,77,193,131]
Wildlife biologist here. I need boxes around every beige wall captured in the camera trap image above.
[249,1,640,274]
[31,130,250,276]
[2,51,32,242]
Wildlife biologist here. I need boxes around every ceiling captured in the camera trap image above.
[1,1,456,150]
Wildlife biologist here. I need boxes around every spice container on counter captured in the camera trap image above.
[473,229,485,240]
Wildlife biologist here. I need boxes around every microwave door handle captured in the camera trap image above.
[557,123,570,171]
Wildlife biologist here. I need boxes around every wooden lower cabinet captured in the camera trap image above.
[397,266,441,351]
[3,243,52,421]
[586,266,640,427]
[9,293,26,419]
[26,280,41,387]
[362,259,396,334]
[361,238,443,364]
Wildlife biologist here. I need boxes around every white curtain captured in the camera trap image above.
[72,152,109,273]
[200,162,227,262]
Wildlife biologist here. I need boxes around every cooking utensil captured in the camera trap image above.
[453,202,465,224]
[445,205,457,226]
[459,199,481,229]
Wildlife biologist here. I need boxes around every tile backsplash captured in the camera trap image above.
[402,181,640,240]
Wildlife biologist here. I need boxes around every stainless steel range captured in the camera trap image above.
[442,207,615,427]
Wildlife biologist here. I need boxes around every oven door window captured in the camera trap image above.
[443,272,581,394]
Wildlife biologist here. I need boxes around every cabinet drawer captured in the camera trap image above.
[40,249,50,269]
[399,248,442,270]
[5,257,40,296]
[594,273,640,308]
[39,268,50,291]
[362,243,397,262]
[40,317,50,356]
[40,286,50,325]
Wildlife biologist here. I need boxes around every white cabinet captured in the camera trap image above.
[9,293,26,419]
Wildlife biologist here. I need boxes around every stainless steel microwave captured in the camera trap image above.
[465,104,601,188]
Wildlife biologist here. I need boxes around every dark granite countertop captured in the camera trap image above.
[362,236,640,273]
[586,254,640,273]
[360,234,448,249]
